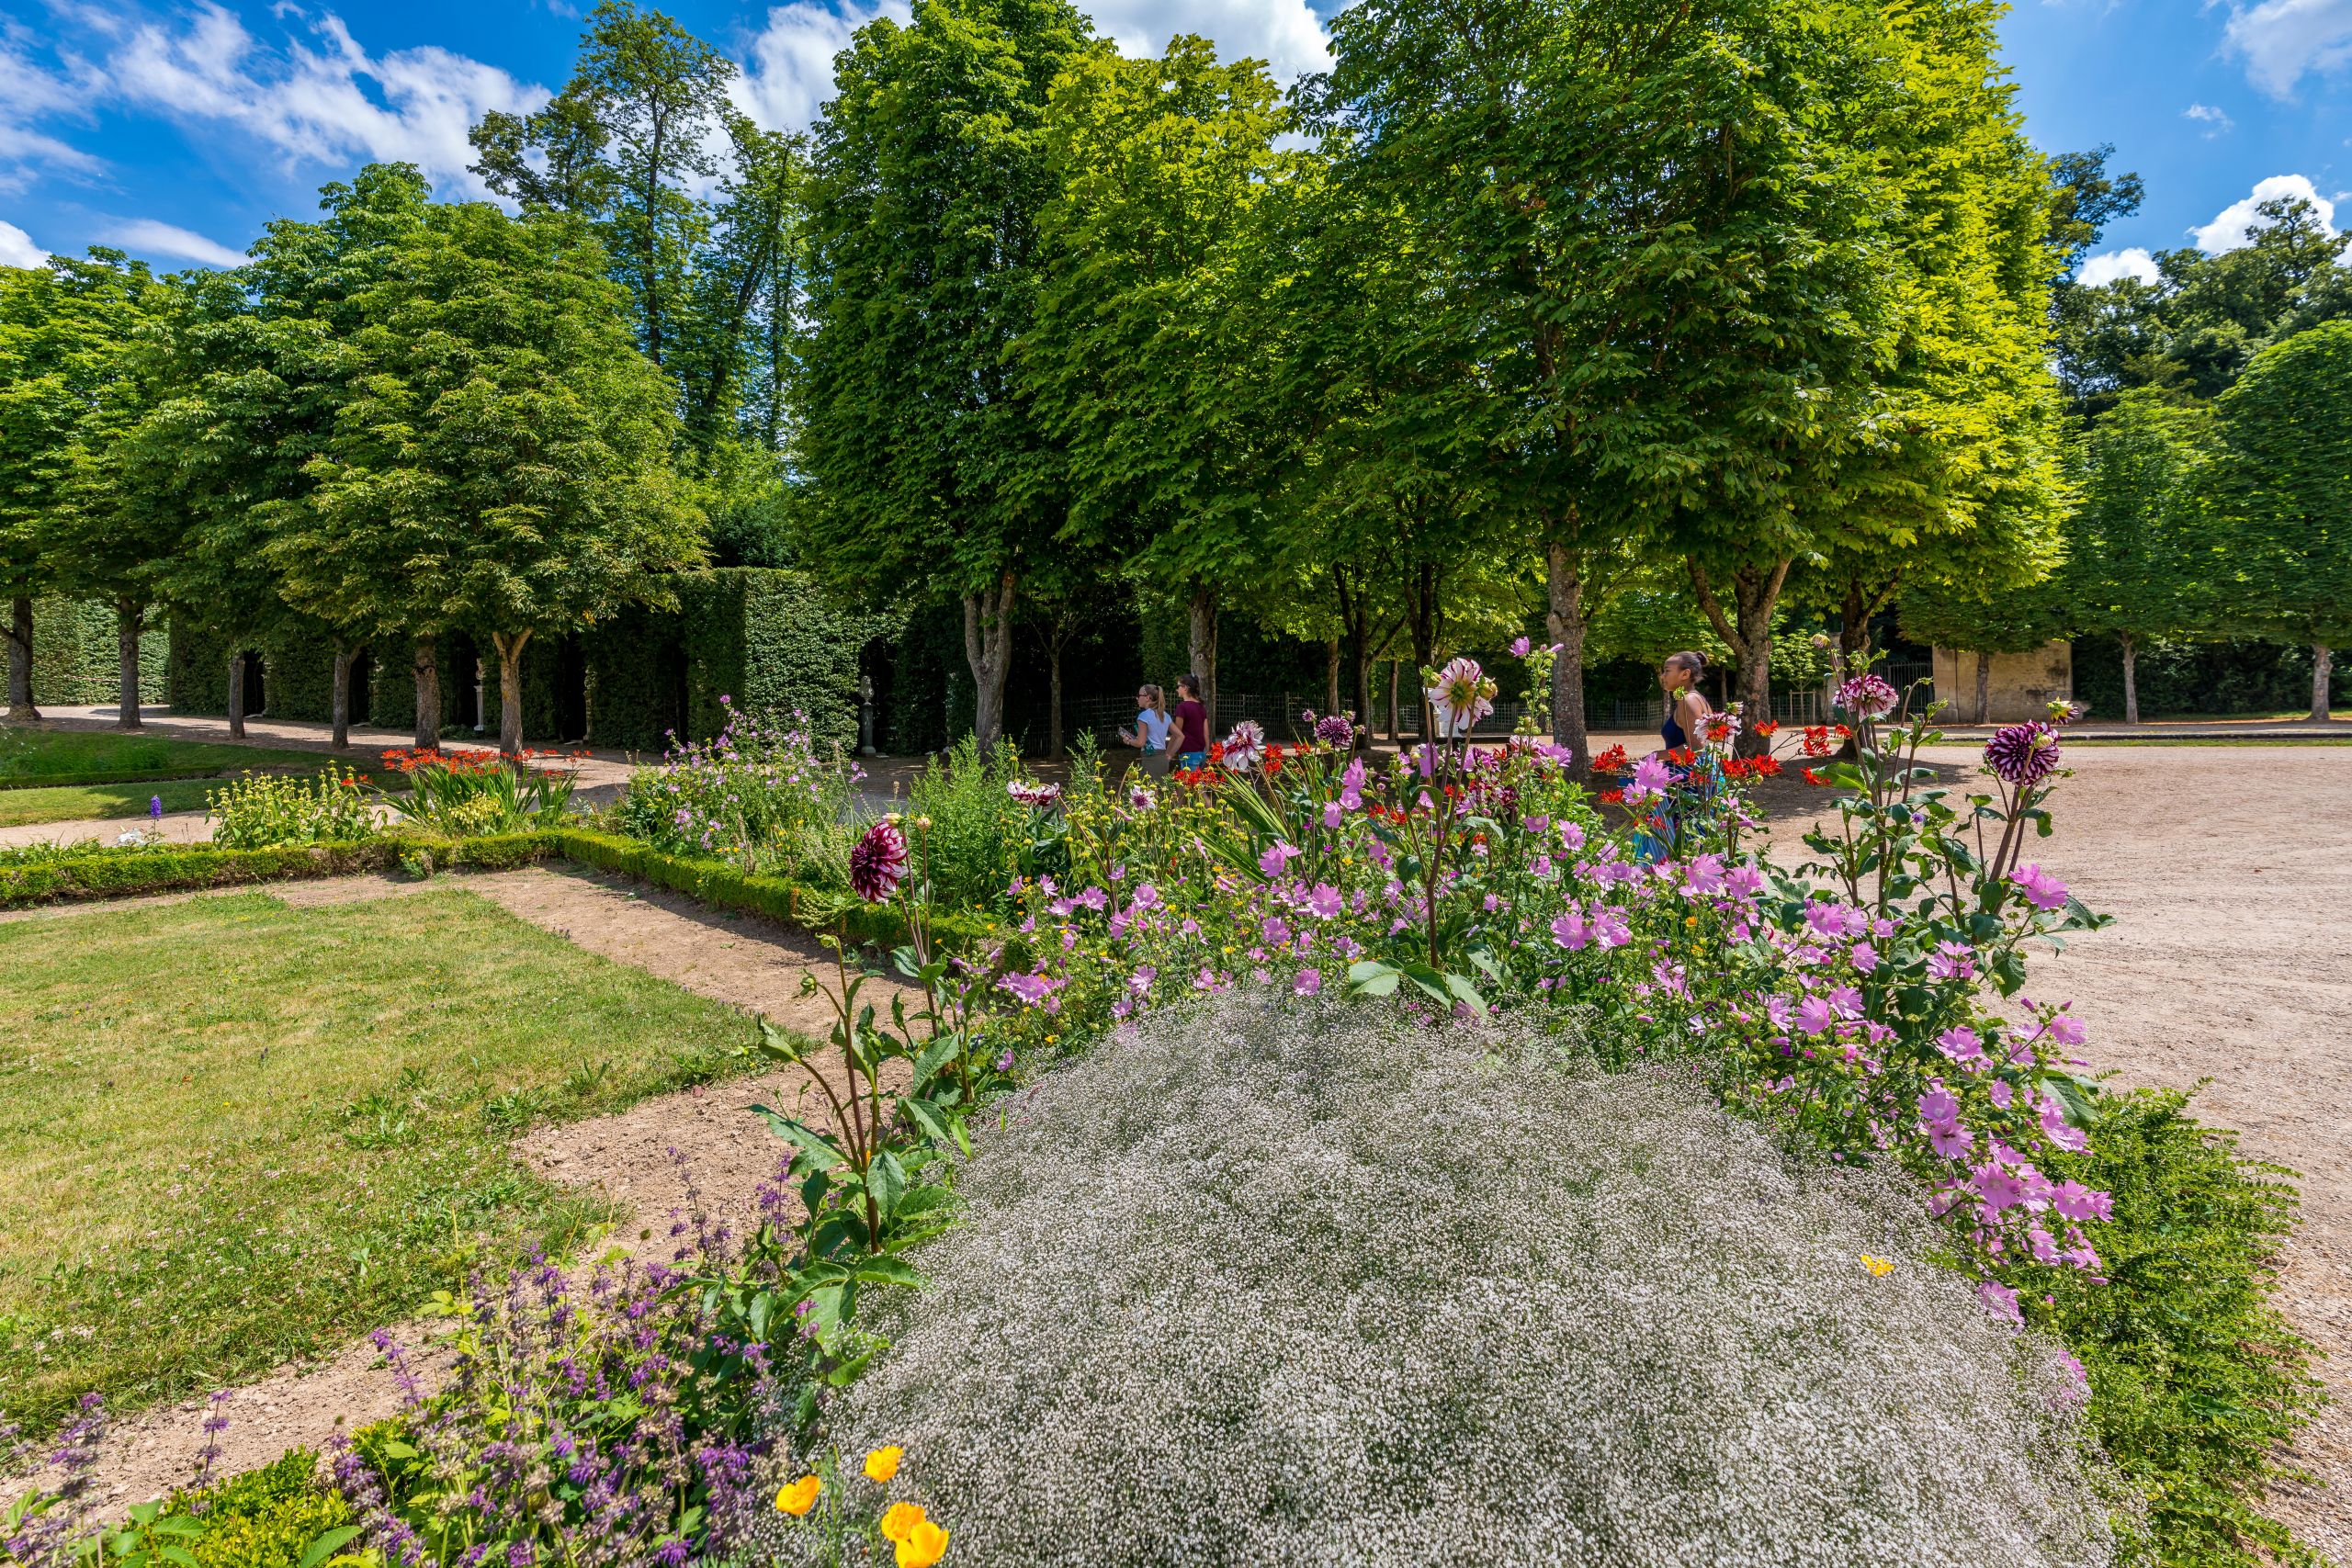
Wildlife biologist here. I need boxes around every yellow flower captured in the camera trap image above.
[896,1517,951,1568]
[879,1502,927,1542]
[775,1475,821,1517]
[865,1446,904,1483]
[1860,1254,1894,1278]
[1684,914,1699,927]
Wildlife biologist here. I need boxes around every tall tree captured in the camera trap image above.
[0,252,154,720]
[2062,390,2219,723]
[1025,34,1309,730]
[272,201,705,754]
[799,0,1092,748]
[2211,320,2352,722]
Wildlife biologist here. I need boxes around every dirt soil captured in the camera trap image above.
[10,864,909,1510]
[1771,742,2352,1560]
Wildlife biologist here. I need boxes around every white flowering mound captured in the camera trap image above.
[774,998,2119,1566]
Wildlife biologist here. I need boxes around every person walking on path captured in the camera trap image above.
[1121,683,1175,777]
[1171,675,1210,772]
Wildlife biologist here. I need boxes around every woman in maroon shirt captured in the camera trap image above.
[1172,673,1209,770]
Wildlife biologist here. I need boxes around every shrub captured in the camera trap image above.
[379,748,578,837]
[208,770,377,850]
[749,996,2125,1568]
[164,1448,366,1568]
[903,737,1045,910]
[611,702,867,885]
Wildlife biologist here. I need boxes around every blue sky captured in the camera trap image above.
[2,0,2348,282]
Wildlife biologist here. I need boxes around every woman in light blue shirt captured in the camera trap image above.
[1121,683,1174,776]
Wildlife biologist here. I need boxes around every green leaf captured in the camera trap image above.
[868,1148,908,1219]
[854,1255,927,1289]
[1442,971,1488,1017]
[750,1106,847,1168]
[298,1526,367,1568]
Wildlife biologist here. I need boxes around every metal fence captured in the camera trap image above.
[1072,684,1860,746]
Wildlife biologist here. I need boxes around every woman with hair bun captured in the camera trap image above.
[1657,650,1713,757]
[1634,650,1719,862]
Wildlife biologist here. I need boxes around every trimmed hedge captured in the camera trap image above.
[0,834,548,908]
[2074,632,2344,719]
[0,827,1013,961]
[546,829,1008,956]
[31,597,166,706]
[677,570,884,753]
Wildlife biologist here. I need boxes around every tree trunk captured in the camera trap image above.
[1187,588,1218,733]
[1387,660,1401,742]
[115,600,143,731]
[331,645,356,749]
[1047,632,1066,762]
[2314,643,2335,722]
[491,629,533,757]
[1974,652,1993,726]
[1546,542,1589,775]
[1324,637,1340,719]
[962,574,1017,750]
[1839,581,1871,665]
[2120,633,2139,726]
[1408,561,1438,671]
[227,650,248,740]
[1686,558,1789,756]
[413,635,443,750]
[6,596,37,720]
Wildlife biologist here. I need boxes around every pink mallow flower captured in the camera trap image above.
[1935,1026,1988,1066]
[1260,841,1302,878]
[2010,863,2069,912]
[1977,1279,2024,1327]
[1293,968,1323,997]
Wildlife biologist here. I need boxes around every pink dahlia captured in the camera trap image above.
[849,818,909,902]
[1983,721,2060,785]
[1834,672,1899,721]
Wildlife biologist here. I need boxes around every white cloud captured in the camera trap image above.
[2193,173,2338,251]
[106,4,548,199]
[0,21,108,194]
[733,0,1330,135]
[736,1,910,134]
[2077,247,2159,288]
[1085,0,1330,79]
[2184,102,2234,136]
[96,217,244,267]
[2225,0,2352,96]
[0,218,48,268]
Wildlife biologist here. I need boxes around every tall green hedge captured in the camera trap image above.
[31,598,165,706]
[676,569,884,751]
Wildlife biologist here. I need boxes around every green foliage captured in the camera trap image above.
[2036,1089,2325,1568]
[208,771,379,850]
[680,570,877,752]
[161,1449,364,1568]
[613,704,867,884]
[381,755,577,838]
[0,835,544,909]
[2064,390,2222,645]
[27,598,164,706]
[2211,320,2352,650]
[905,738,1040,911]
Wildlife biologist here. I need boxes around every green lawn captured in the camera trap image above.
[0,890,757,1434]
[0,776,229,828]
[0,726,362,782]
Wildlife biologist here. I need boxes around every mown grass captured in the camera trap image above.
[0,889,759,1435]
[0,777,226,827]
[0,727,351,782]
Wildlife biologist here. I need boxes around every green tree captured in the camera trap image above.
[2211,320,2352,721]
[799,0,1092,748]
[1025,34,1309,729]
[272,200,704,753]
[2062,390,2220,722]
[0,252,155,721]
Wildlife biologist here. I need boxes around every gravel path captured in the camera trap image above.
[1772,742,2352,1558]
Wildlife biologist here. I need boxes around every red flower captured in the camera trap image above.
[1802,767,1829,786]
[1599,788,1625,805]
[1753,720,1779,738]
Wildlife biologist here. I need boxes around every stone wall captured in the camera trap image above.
[1931,642,2072,724]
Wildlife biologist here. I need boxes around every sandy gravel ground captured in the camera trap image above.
[1772,742,2352,1558]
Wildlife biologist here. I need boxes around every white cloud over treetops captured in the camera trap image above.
[2193,173,2337,252]
[105,3,548,200]
[732,0,1330,135]
[0,219,49,268]
[2225,0,2352,96]
[2077,247,2159,288]
[0,21,111,195]
[96,216,245,266]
